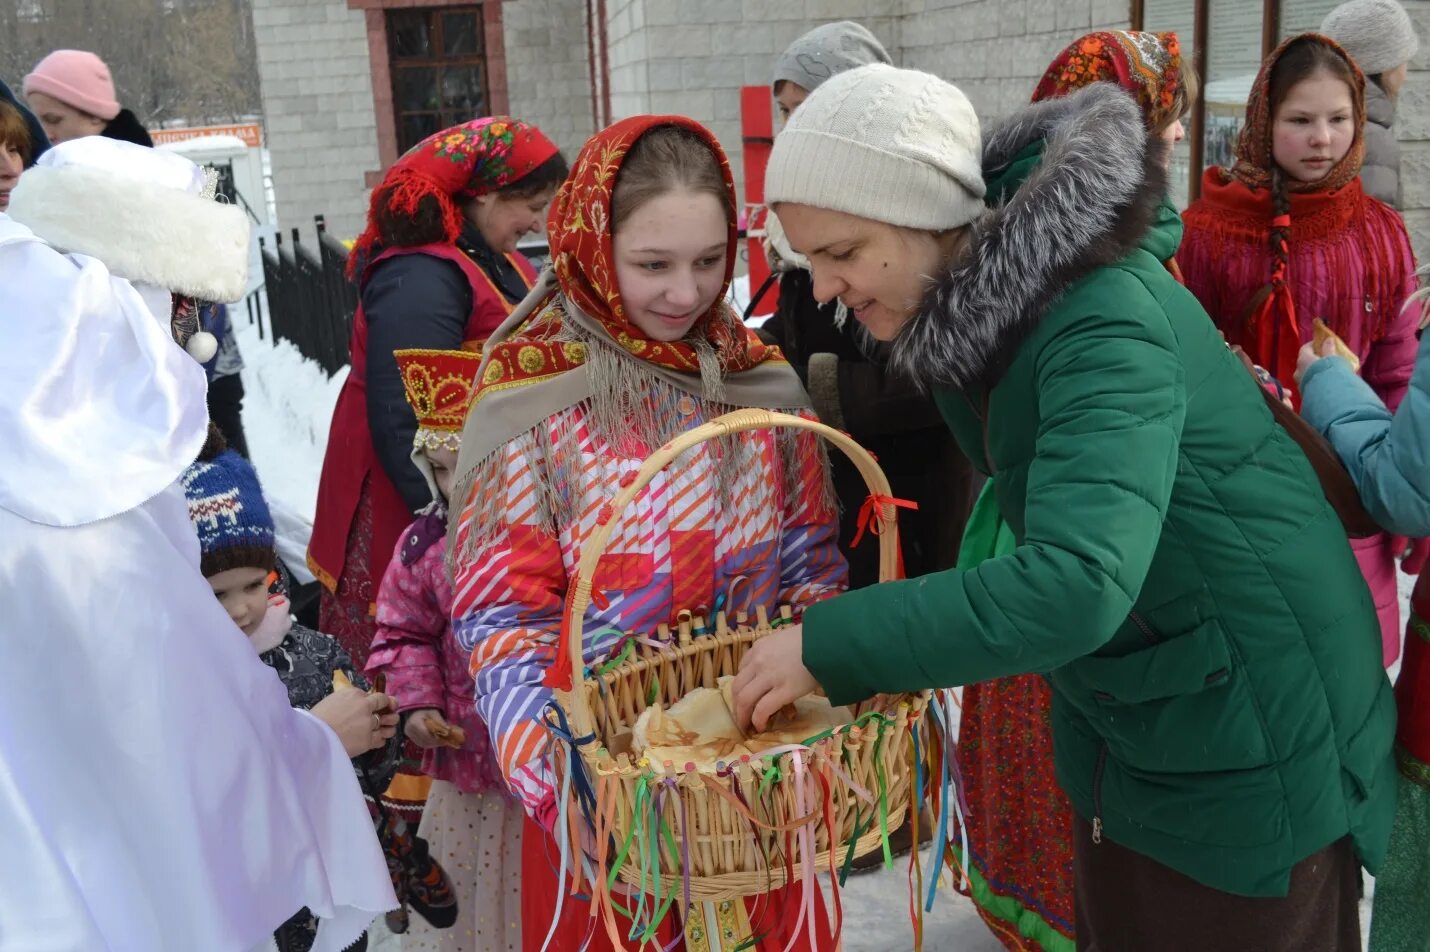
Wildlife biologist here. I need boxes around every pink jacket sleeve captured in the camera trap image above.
[1362,218,1422,413]
[366,527,449,713]
[778,428,848,609]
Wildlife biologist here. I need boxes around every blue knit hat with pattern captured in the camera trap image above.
[180,449,276,576]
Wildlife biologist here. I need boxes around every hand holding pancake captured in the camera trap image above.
[731,624,819,733]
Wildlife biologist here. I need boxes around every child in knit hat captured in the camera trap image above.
[1321,0,1420,207]
[365,348,521,951]
[771,20,891,122]
[181,436,458,952]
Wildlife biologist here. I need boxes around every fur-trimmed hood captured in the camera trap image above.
[893,83,1168,392]
[8,137,250,303]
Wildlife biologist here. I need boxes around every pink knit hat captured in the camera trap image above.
[24,50,120,121]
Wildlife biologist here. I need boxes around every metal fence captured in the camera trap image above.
[251,217,553,376]
[254,215,357,377]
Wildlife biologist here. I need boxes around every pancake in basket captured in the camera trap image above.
[633,676,852,771]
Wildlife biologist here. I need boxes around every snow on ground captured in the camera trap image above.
[236,309,1390,949]
[230,302,343,582]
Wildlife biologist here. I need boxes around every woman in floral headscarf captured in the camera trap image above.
[450,115,846,951]
[1180,34,1422,668]
[310,117,567,667]
[948,32,1194,952]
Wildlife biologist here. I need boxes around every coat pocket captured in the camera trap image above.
[1060,618,1274,775]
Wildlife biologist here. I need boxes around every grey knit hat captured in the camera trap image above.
[772,21,892,92]
[765,63,985,232]
[1321,0,1419,75]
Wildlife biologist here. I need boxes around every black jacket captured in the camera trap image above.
[757,270,973,586]
[362,225,528,512]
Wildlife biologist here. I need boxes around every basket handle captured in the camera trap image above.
[555,408,899,738]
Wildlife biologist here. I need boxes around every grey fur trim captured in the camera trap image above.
[892,83,1169,392]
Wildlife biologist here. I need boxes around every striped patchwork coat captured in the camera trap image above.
[451,398,847,826]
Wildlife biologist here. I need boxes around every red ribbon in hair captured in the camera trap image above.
[1247,215,1304,405]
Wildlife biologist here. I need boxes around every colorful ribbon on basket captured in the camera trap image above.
[540,635,967,949]
[851,493,919,579]
[540,700,966,943]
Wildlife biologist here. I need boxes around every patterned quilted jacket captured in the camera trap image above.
[451,399,847,827]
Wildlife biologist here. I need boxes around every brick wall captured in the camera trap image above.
[250,0,379,240]
[502,0,595,158]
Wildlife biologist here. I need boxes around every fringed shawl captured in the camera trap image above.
[449,116,821,560]
[1180,168,1417,396]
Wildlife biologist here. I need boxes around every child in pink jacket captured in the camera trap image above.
[366,347,520,952]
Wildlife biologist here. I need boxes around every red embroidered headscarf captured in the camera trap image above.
[1033,31,1185,132]
[472,115,782,400]
[1226,33,1366,195]
[1216,34,1367,399]
[349,116,559,278]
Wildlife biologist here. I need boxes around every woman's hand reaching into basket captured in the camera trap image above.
[732,624,819,732]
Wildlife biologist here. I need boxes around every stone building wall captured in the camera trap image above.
[602,0,900,206]
[897,0,1130,121]
[501,0,595,157]
[250,0,379,239]
[1397,1,1430,260]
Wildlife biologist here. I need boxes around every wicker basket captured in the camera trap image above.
[549,408,931,904]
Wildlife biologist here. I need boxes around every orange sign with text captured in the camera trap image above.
[151,123,263,148]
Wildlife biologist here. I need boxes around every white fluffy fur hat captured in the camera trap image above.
[8,136,250,302]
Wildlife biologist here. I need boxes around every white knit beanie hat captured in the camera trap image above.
[765,63,985,231]
[1321,0,1419,76]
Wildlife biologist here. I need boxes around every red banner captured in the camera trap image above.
[740,86,775,319]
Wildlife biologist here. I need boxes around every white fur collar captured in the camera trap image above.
[8,163,250,302]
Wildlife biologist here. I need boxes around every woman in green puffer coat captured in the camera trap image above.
[731,63,1396,950]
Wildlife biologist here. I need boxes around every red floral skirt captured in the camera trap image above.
[318,475,380,669]
[956,674,1075,950]
[318,477,430,816]
[521,817,833,951]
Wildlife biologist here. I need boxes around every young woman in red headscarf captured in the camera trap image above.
[947,32,1195,952]
[309,118,567,667]
[1180,34,1423,669]
[448,115,846,951]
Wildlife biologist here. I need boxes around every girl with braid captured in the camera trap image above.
[1180,33,1422,667]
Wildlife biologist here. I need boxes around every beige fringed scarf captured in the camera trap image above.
[448,269,831,564]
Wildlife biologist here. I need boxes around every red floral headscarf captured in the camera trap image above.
[1226,33,1366,194]
[350,116,558,278]
[472,115,782,400]
[1033,31,1184,132]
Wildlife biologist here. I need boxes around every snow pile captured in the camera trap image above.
[231,308,343,581]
